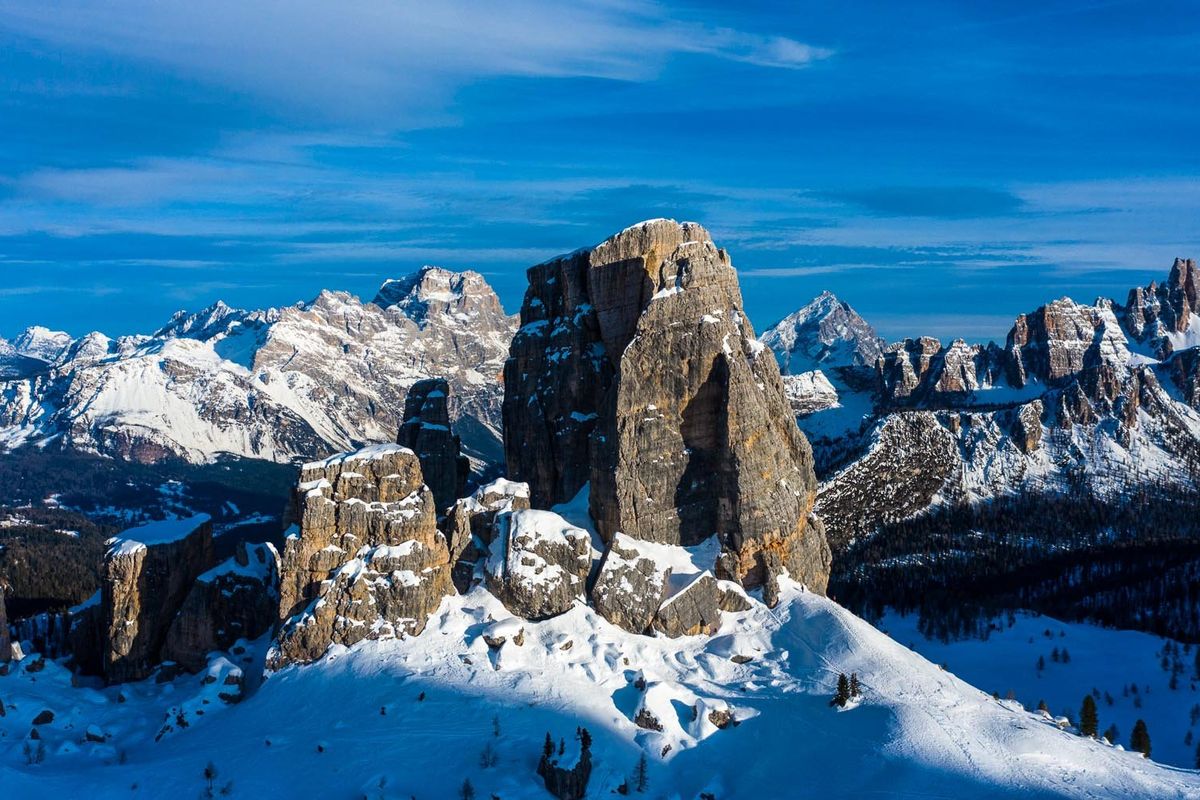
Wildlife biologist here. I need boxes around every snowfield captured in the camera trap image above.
[3,583,1197,799]
[883,610,1200,771]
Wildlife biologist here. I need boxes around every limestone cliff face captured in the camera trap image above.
[504,220,831,595]
[271,444,454,667]
[100,515,214,683]
[160,541,280,673]
[397,377,468,513]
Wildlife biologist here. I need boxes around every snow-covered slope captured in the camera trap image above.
[0,267,516,466]
[2,583,1195,798]
[884,610,1200,771]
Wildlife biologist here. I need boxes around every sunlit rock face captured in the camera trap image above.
[504,219,830,597]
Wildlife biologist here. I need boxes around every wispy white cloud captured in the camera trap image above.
[0,0,830,124]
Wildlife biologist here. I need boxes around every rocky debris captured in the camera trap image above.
[0,584,10,662]
[484,509,590,620]
[504,219,830,594]
[397,377,468,513]
[653,573,722,638]
[100,515,214,684]
[161,542,280,673]
[634,707,664,731]
[707,707,737,729]
[781,371,840,415]
[442,478,531,591]
[590,533,671,634]
[761,290,886,374]
[0,267,516,468]
[32,709,54,725]
[85,725,106,743]
[271,444,454,667]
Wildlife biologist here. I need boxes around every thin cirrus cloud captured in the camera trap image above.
[0,0,831,123]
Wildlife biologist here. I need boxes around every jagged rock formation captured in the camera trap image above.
[271,444,454,667]
[161,542,279,673]
[397,377,468,513]
[762,290,885,374]
[537,737,592,800]
[1123,258,1200,358]
[504,219,831,597]
[774,259,1200,559]
[100,515,214,683]
[484,510,590,620]
[0,267,516,468]
[442,478,530,590]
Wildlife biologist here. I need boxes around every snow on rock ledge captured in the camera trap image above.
[485,509,590,620]
[271,444,453,667]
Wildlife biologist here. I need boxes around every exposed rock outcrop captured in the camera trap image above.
[100,515,214,683]
[504,219,830,594]
[484,509,590,620]
[1123,258,1200,357]
[590,533,671,634]
[161,542,280,673]
[397,377,468,513]
[653,572,722,638]
[271,444,454,667]
[537,737,592,800]
[442,478,530,590]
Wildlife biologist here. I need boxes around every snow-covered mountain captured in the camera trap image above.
[3,581,1194,798]
[763,260,1200,552]
[0,267,516,466]
[761,290,886,375]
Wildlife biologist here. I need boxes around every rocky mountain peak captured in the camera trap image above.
[12,325,74,364]
[504,218,830,599]
[372,265,510,329]
[761,291,885,374]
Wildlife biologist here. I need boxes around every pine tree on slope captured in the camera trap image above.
[1079,695,1099,738]
[1131,720,1152,758]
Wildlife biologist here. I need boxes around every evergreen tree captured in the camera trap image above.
[1103,724,1118,744]
[1194,740,1200,769]
[633,752,649,793]
[849,673,861,698]
[543,732,554,759]
[1131,719,1152,758]
[1079,695,1098,737]
[832,673,850,707]
[460,778,476,800]
[1036,655,1045,672]
[1037,699,1049,714]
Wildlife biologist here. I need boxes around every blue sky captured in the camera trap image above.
[1,0,1197,342]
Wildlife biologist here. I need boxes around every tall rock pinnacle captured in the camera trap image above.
[503,219,831,594]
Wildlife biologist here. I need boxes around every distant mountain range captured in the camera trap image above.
[0,267,515,469]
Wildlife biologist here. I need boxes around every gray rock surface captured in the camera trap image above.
[442,478,530,590]
[161,542,280,673]
[100,515,215,683]
[397,377,468,513]
[504,219,830,594]
[484,509,590,620]
[271,444,454,667]
[653,573,722,638]
[590,533,670,634]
